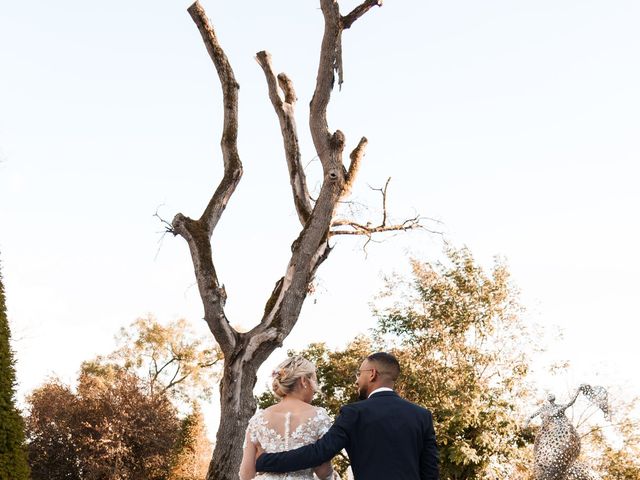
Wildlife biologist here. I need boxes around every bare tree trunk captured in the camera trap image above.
[167,2,424,479]
[207,352,258,479]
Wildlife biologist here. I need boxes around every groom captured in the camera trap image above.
[256,352,439,480]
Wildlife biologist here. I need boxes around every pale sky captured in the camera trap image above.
[1,0,639,426]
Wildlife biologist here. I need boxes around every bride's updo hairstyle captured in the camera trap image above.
[271,355,317,399]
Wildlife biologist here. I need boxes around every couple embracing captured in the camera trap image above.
[239,352,439,480]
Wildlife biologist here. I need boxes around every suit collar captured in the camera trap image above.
[368,390,398,399]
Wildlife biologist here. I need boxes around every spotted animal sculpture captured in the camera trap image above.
[525,385,609,480]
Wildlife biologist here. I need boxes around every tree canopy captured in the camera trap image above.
[376,248,533,479]
[170,403,212,480]
[24,316,214,480]
[82,315,223,407]
[26,368,180,480]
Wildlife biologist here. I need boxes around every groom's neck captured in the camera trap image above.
[367,382,394,395]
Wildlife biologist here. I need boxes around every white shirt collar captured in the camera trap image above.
[368,387,394,398]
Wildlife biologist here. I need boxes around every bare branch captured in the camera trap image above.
[153,208,175,235]
[382,178,389,225]
[332,176,442,243]
[369,176,391,225]
[150,355,160,392]
[187,1,243,236]
[342,136,368,198]
[248,0,384,340]
[331,0,382,87]
[168,364,181,388]
[163,364,193,394]
[198,358,222,369]
[341,0,384,30]
[256,50,312,225]
[311,0,344,155]
[154,357,178,379]
[277,73,297,105]
[171,2,243,356]
[153,208,175,260]
[172,208,237,355]
[330,214,423,236]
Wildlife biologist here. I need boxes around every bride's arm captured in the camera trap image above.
[313,461,334,480]
[239,431,258,480]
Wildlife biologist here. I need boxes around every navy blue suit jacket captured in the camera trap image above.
[255,391,439,480]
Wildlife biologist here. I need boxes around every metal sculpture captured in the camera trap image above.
[525,384,609,480]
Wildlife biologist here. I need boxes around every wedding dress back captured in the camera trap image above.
[246,406,332,479]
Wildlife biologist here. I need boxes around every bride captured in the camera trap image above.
[239,356,335,480]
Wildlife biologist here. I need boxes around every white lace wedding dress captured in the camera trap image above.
[246,406,333,480]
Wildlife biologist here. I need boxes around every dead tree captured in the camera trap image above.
[170,1,424,478]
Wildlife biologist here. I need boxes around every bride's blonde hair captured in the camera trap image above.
[271,355,317,399]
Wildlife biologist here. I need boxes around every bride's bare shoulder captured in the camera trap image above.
[261,404,278,413]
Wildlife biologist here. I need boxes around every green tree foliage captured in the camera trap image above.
[377,248,533,479]
[582,395,640,479]
[0,260,30,480]
[84,315,223,405]
[25,367,180,480]
[24,382,80,479]
[170,403,212,480]
[24,316,222,479]
[599,447,640,480]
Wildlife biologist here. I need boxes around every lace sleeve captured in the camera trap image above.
[315,407,334,438]
[243,409,262,448]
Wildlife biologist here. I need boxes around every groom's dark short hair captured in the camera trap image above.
[367,352,400,381]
